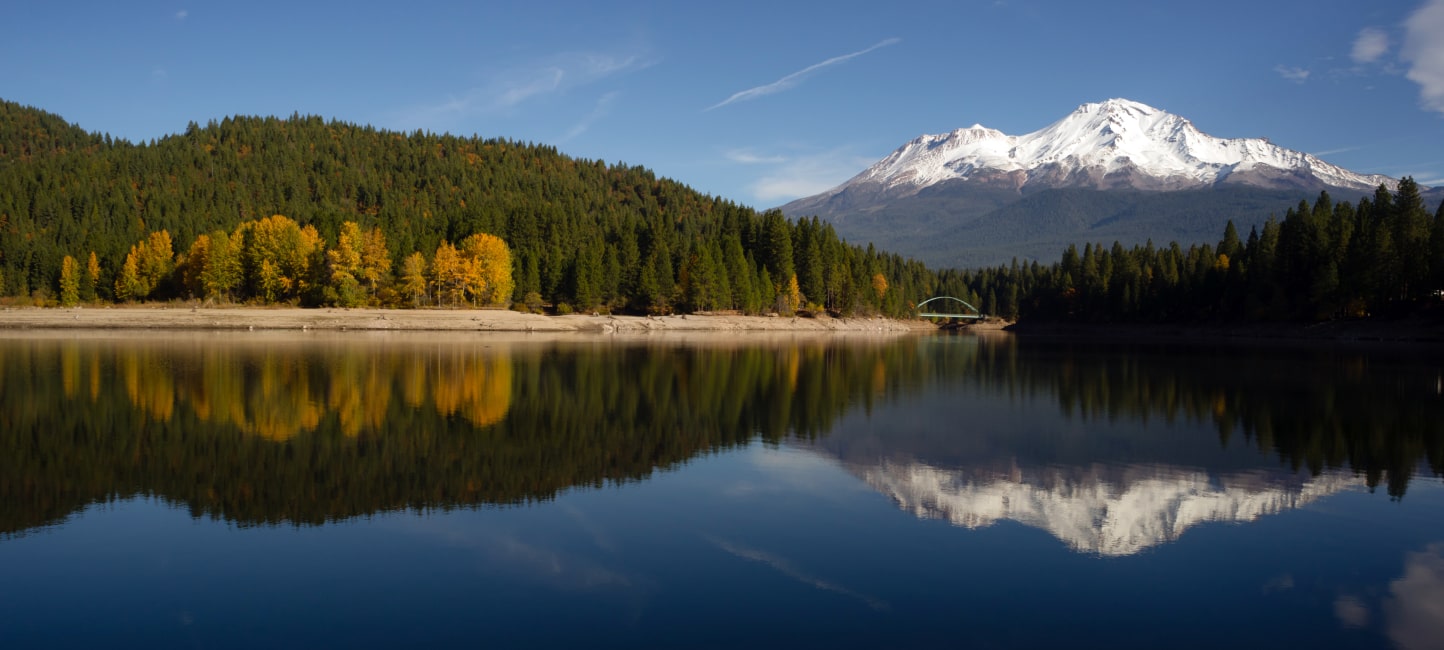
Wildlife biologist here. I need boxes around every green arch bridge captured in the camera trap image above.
[915,296,985,321]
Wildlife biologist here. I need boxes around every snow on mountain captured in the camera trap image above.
[829,98,1395,197]
[855,460,1360,556]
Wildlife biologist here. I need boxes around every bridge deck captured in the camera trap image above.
[917,312,984,320]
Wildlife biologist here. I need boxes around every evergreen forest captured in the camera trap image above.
[942,181,1444,323]
[0,100,928,317]
[3,99,1442,325]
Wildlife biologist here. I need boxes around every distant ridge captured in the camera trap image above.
[781,99,1434,269]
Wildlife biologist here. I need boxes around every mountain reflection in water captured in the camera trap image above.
[850,461,1360,556]
[2,331,1441,553]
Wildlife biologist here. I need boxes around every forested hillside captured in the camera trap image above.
[0,100,933,316]
[949,181,1444,323]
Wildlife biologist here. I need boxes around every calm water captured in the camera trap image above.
[2,331,1442,649]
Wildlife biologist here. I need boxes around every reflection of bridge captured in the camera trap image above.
[915,296,984,321]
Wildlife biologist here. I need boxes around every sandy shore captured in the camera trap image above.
[0,305,938,334]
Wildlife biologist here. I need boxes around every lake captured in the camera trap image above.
[1,330,1441,649]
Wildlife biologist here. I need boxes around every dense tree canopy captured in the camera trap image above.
[0,99,933,316]
[940,182,1444,324]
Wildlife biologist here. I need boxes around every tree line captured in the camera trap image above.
[5,333,1439,535]
[0,100,929,316]
[0,336,925,533]
[942,180,1444,323]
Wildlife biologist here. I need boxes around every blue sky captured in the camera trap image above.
[4,0,1443,208]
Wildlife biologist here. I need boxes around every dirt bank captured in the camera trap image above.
[0,306,938,334]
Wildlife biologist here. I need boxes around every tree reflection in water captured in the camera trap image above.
[1,332,1440,539]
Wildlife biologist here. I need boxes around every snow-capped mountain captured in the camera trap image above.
[855,460,1360,556]
[779,99,1414,268]
[823,98,1395,198]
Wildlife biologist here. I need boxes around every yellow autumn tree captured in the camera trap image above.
[239,215,323,303]
[179,234,212,298]
[399,251,429,306]
[58,255,80,306]
[115,230,174,301]
[459,232,513,306]
[431,240,463,307]
[327,221,365,306]
[778,274,803,315]
[199,229,244,301]
[82,251,100,301]
[359,226,392,298]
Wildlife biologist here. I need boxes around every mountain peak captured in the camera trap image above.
[832,98,1395,197]
[1078,97,1160,116]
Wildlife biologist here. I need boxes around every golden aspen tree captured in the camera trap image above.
[240,215,323,303]
[431,241,461,307]
[58,255,80,306]
[871,273,888,300]
[200,230,244,301]
[399,251,428,306]
[138,230,175,290]
[180,234,212,298]
[779,274,803,315]
[359,226,392,299]
[327,221,364,306]
[115,254,144,302]
[114,230,173,301]
[459,232,514,306]
[82,251,100,301]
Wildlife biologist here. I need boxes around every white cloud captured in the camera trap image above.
[1335,595,1371,627]
[558,91,619,142]
[398,50,652,131]
[175,9,188,21]
[1352,27,1390,63]
[1311,146,1362,157]
[1385,543,1444,650]
[497,67,566,108]
[707,38,900,111]
[723,149,786,165]
[745,148,876,204]
[1403,0,1444,114]
[1274,65,1311,83]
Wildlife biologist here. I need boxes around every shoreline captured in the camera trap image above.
[1004,318,1444,345]
[0,305,939,334]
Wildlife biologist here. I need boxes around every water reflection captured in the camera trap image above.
[850,461,1359,556]
[1385,543,1444,650]
[0,332,913,535]
[2,331,1441,552]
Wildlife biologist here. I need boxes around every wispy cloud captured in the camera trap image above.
[398,50,652,131]
[709,536,889,610]
[175,9,188,21]
[737,147,876,204]
[1403,0,1444,115]
[724,149,787,165]
[1311,145,1362,157]
[1352,27,1390,64]
[1274,65,1311,83]
[707,38,900,111]
[558,91,620,142]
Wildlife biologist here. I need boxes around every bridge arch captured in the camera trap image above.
[915,296,984,320]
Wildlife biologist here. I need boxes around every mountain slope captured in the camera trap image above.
[0,99,929,316]
[781,99,1418,269]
